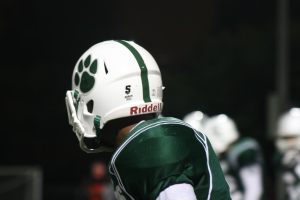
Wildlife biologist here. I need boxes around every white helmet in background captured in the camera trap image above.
[275,107,300,153]
[204,114,240,155]
[183,111,208,132]
[65,40,164,153]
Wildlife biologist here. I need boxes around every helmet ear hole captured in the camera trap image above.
[87,100,94,113]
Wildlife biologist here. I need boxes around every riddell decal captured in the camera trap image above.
[130,103,162,115]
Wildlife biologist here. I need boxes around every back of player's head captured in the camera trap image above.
[275,107,300,153]
[65,40,164,153]
[204,114,240,155]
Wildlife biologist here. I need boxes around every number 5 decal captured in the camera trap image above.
[125,85,131,94]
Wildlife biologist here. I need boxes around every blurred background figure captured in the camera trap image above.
[79,161,115,200]
[182,110,209,133]
[274,107,300,200]
[205,114,265,200]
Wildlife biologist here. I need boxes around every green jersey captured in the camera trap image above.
[108,117,231,200]
[218,137,264,200]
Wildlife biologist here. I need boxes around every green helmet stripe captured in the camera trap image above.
[115,40,151,103]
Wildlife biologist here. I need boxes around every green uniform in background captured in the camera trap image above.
[277,150,300,200]
[218,137,264,200]
[108,117,231,200]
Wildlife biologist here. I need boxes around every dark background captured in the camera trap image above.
[1,0,300,199]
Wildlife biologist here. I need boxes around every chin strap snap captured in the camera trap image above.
[94,115,101,144]
[73,90,80,111]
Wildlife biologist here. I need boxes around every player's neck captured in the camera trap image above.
[116,123,137,147]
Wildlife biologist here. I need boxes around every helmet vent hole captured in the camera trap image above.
[87,100,94,113]
[104,63,108,74]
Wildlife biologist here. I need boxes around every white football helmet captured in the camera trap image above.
[204,114,240,155]
[183,111,208,132]
[65,40,164,153]
[275,107,300,153]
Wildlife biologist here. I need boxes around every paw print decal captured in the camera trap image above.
[74,55,98,93]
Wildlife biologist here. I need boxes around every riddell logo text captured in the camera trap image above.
[130,103,162,115]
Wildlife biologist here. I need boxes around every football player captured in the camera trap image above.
[275,107,300,200]
[205,114,264,200]
[183,110,209,133]
[65,40,231,200]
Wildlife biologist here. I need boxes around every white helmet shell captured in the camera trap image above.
[65,40,164,152]
[275,108,300,152]
[204,114,239,155]
[276,108,300,137]
[183,111,208,132]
